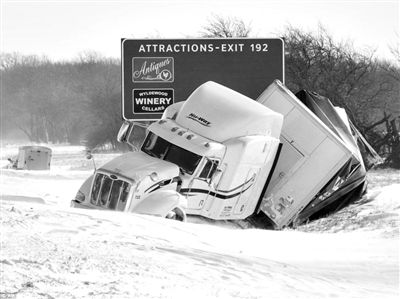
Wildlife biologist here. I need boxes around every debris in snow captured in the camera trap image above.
[295,171,400,236]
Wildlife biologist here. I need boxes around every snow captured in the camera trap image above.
[1,145,399,298]
[296,169,399,236]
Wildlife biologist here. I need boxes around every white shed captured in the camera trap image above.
[17,146,52,170]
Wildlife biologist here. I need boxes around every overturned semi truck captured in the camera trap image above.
[71,80,380,228]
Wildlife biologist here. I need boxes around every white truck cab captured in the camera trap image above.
[72,81,283,222]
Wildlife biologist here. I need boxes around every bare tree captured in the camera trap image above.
[0,53,49,71]
[380,44,400,82]
[282,25,399,167]
[283,26,392,120]
[201,15,251,38]
[76,50,104,64]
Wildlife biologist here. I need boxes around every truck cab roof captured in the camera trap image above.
[174,81,283,142]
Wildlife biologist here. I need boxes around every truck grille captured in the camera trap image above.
[90,173,131,211]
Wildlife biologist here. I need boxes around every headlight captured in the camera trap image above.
[75,190,85,202]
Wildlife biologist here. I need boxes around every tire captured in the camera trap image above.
[165,207,186,222]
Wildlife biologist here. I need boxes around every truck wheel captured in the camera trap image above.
[165,207,186,222]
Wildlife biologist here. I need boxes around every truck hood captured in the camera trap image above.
[98,151,179,182]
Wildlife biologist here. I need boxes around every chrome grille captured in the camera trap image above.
[90,173,131,211]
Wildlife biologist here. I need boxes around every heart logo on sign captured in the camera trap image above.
[160,70,171,81]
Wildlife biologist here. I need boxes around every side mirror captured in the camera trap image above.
[85,150,96,171]
[117,121,132,143]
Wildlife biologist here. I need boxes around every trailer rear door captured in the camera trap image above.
[256,80,352,228]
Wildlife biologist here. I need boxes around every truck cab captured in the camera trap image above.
[72,81,283,221]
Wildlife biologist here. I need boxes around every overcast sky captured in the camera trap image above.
[1,0,398,61]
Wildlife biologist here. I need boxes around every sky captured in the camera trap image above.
[0,0,399,61]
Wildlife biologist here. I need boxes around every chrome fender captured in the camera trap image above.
[134,190,187,221]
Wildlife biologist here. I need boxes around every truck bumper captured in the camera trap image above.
[70,200,93,209]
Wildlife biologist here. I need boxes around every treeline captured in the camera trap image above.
[1,52,122,149]
[1,19,399,167]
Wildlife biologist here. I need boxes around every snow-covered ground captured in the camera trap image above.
[1,144,399,298]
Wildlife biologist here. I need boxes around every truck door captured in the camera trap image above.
[233,167,260,215]
[185,159,219,210]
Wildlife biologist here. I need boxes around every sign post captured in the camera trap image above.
[122,38,284,121]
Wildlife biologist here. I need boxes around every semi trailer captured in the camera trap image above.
[72,80,374,228]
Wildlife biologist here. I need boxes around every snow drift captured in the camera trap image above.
[1,145,399,298]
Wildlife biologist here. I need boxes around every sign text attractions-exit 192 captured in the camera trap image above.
[136,42,270,53]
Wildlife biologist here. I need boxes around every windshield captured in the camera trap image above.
[142,132,201,175]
